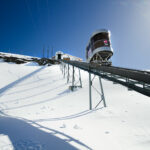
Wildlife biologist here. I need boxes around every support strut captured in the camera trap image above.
[67,64,70,83]
[89,73,92,110]
[68,65,82,91]
[89,73,106,110]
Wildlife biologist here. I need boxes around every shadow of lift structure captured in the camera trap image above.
[0,114,92,150]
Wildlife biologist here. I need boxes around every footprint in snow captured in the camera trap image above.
[105,131,110,134]
[73,124,81,130]
[60,124,66,128]
[121,120,126,123]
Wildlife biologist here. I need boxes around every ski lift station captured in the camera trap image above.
[55,51,82,61]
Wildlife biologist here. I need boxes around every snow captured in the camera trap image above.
[0,60,150,150]
[23,62,39,66]
[0,52,38,60]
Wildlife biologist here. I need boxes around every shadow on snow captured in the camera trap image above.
[33,107,103,122]
[0,67,45,96]
[0,115,92,150]
[2,78,60,97]
[1,86,69,111]
[0,83,65,105]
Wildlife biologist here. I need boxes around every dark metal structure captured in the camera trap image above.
[61,60,150,109]
[61,63,82,91]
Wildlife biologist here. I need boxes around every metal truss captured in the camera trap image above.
[61,60,150,97]
[60,60,150,110]
[61,62,82,91]
[89,73,106,110]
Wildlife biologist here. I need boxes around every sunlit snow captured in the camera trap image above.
[0,55,150,150]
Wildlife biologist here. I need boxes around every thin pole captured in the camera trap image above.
[61,63,63,74]
[72,66,75,88]
[67,64,70,83]
[63,64,66,78]
[60,63,63,74]
[89,73,92,110]
[99,76,106,107]
[79,69,82,88]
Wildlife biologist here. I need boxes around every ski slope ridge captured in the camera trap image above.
[0,60,150,150]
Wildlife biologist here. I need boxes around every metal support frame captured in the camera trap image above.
[69,65,82,91]
[72,66,75,88]
[79,69,82,88]
[63,64,66,78]
[60,63,63,74]
[67,64,70,83]
[61,63,68,79]
[61,63,82,91]
[89,73,106,110]
[60,60,150,112]
[99,76,106,107]
[61,60,150,97]
[110,74,150,92]
[89,73,92,110]
[61,61,107,110]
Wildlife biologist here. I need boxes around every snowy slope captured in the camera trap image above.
[0,60,150,150]
[0,52,37,60]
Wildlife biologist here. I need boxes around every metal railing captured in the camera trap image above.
[61,60,150,97]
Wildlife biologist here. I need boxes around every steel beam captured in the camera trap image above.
[61,60,150,97]
[89,73,92,110]
[99,76,106,107]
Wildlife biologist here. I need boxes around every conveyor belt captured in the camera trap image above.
[61,60,150,97]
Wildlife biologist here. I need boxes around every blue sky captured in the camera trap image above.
[0,0,150,69]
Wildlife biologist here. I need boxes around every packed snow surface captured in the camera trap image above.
[0,60,150,150]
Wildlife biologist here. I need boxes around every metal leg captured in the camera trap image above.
[60,63,63,74]
[99,76,106,107]
[89,74,106,110]
[63,64,66,78]
[89,73,92,110]
[68,66,82,91]
[79,69,82,88]
[67,64,70,83]
[72,66,75,90]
